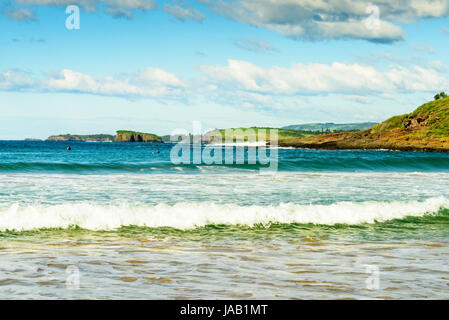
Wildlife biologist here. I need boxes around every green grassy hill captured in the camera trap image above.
[283,122,377,132]
[371,96,449,136]
[205,127,320,143]
[282,96,449,152]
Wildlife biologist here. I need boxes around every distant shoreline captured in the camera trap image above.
[279,141,449,153]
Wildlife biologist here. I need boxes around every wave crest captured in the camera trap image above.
[0,197,448,231]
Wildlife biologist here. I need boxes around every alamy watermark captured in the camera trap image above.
[0,262,80,291]
[365,5,381,30]
[355,258,380,290]
[66,5,80,30]
[65,264,80,290]
[169,122,278,174]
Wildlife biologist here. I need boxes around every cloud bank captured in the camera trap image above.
[202,0,449,42]
[5,0,449,43]
[2,59,448,109]
[200,59,448,95]
[0,67,186,99]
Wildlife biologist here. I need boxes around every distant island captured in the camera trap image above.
[47,134,115,142]
[282,122,377,133]
[46,131,162,143]
[115,130,162,142]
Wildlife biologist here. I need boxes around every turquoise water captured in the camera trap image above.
[3,141,449,173]
[0,141,448,299]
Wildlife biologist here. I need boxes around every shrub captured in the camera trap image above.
[435,92,447,100]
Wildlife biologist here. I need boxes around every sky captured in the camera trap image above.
[1,0,449,139]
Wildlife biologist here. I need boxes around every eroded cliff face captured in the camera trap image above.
[114,131,162,142]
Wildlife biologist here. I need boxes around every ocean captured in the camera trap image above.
[0,140,448,299]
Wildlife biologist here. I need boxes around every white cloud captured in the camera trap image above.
[353,51,445,71]
[203,0,449,42]
[0,70,37,90]
[9,0,157,18]
[137,67,186,87]
[16,0,156,10]
[2,59,449,109]
[343,95,373,104]
[200,84,277,109]
[411,44,435,54]
[199,59,449,96]
[428,60,446,72]
[0,67,186,99]
[234,38,278,53]
[163,1,205,22]
[105,7,134,19]
[4,8,37,21]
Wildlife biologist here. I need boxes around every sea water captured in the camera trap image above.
[0,141,448,299]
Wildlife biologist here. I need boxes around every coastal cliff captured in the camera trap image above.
[282,97,449,152]
[114,130,162,142]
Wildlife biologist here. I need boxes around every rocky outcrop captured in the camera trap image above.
[114,130,162,142]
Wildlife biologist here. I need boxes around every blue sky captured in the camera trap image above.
[1,0,449,139]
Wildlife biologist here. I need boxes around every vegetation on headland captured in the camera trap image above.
[204,127,320,144]
[46,134,114,142]
[283,96,449,152]
[115,130,162,142]
[434,92,447,101]
[282,122,377,133]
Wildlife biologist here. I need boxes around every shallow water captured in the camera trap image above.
[0,141,448,299]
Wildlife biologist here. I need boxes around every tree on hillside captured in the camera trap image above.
[434,92,448,100]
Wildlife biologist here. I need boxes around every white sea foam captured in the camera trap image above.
[0,197,447,231]
[210,141,267,147]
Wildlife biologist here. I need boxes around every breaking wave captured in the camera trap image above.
[1,197,448,231]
